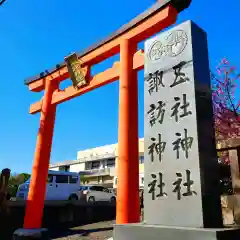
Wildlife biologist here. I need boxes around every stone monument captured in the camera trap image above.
[114,20,240,240]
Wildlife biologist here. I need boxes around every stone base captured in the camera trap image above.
[114,223,240,240]
[12,228,50,240]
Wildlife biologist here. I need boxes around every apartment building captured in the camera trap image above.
[49,138,145,188]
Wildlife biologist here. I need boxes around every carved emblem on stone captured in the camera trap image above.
[148,30,188,61]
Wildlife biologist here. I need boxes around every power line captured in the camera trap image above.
[0,0,6,6]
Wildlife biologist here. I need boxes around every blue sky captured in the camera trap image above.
[0,0,239,173]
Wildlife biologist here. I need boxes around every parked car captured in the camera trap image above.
[16,170,80,201]
[79,185,116,202]
[108,188,117,195]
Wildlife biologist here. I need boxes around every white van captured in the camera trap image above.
[16,170,80,200]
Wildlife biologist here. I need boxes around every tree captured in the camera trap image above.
[8,173,30,186]
[8,173,31,197]
[211,58,240,141]
[0,169,10,211]
[80,174,88,184]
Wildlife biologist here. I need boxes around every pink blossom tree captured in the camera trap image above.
[211,58,240,141]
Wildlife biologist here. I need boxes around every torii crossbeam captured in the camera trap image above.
[23,0,191,230]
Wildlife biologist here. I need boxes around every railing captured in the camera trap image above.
[77,153,116,163]
[83,168,112,177]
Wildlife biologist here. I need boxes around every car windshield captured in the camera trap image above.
[79,186,89,191]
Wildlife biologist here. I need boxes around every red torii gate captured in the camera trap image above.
[23,0,191,229]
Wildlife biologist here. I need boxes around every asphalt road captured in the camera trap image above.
[50,220,114,240]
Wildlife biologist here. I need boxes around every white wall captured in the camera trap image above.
[69,162,85,172]
[49,167,59,171]
[110,167,117,177]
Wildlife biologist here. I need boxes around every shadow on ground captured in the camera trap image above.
[50,226,113,238]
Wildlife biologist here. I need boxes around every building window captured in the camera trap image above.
[106,158,115,167]
[102,160,106,168]
[91,161,100,169]
[64,166,70,172]
[59,165,70,172]
[85,162,91,170]
[141,177,144,185]
[55,175,68,183]
[139,156,144,164]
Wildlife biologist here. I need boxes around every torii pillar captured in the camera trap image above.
[117,39,139,223]
[23,79,58,229]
